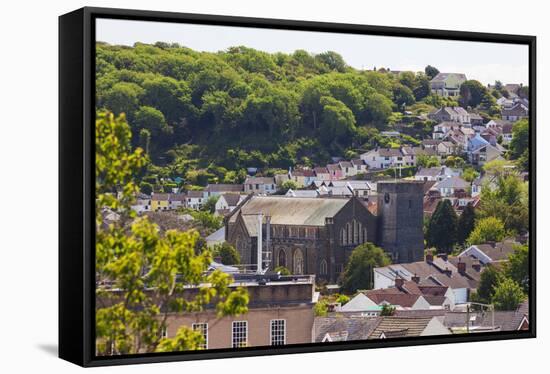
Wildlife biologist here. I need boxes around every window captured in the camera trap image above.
[293,249,304,274]
[336,264,344,274]
[320,259,328,275]
[341,228,346,245]
[192,323,208,349]
[346,222,352,244]
[232,321,248,348]
[278,249,287,268]
[270,319,286,345]
[161,326,168,339]
[353,220,361,244]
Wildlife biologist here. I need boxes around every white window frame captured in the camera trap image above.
[270,319,286,346]
[231,321,248,348]
[192,322,208,349]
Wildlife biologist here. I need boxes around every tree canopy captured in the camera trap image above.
[341,242,391,293]
[95,43,451,190]
[95,112,248,355]
[427,200,458,252]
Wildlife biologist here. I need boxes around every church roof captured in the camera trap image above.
[230,196,350,230]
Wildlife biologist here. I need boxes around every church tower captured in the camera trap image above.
[376,181,424,263]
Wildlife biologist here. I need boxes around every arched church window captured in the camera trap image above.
[278,249,287,268]
[293,249,304,274]
[320,259,328,275]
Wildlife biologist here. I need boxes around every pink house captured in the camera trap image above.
[326,163,344,180]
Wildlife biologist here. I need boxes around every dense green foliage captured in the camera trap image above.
[492,278,525,311]
[505,244,529,293]
[478,174,529,234]
[274,266,291,275]
[427,200,458,252]
[471,244,529,310]
[509,119,529,170]
[341,242,391,293]
[212,242,241,265]
[96,42,443,187]
[472,265,502,304]
[467,216,506,245]
[95,112,248,355]
[456,203,476,245]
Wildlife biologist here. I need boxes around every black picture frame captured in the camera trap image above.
[59,6,536,367]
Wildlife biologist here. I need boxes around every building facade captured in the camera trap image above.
[163,274,317,349]
[225,181,425,282]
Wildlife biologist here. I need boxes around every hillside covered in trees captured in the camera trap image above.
[95,42,510,190]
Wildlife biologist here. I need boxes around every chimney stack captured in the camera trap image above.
[395,277,404,289]
[426,253,434,263]
[412,274,420,284]
[457,258,466,275]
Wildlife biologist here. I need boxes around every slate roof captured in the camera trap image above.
[205,184,243,193]
[221,193,242,206]
[152,193,170,201]
[186,190,204,198]
[314,317,381,342]
[368,317,436,339]
[169,193,187,201]
[244,177,276,185]
[365,291,421,308]
[416,167,442,178]
[230,196,350,228]
[376,255,481,290]
[502,103,528,116]
[314,167,329,175]
[286,189,320,198]
[293,168,316,177]
[378,148,403,157]
[430,73,467,82]
[468,241,518,262]
[434,176,469,190]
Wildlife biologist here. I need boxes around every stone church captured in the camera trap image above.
[225,181,424,283]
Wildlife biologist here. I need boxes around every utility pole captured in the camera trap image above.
[257,213,263,274]
[466,304,470,333]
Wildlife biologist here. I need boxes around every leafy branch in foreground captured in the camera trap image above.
[95,112,248,355]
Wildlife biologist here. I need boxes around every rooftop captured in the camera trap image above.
[230,195,350,228]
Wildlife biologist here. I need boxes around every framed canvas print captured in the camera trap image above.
[59,7,536,367]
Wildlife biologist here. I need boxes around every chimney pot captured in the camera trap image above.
[457,259,466,275]
[395,277,404,289]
